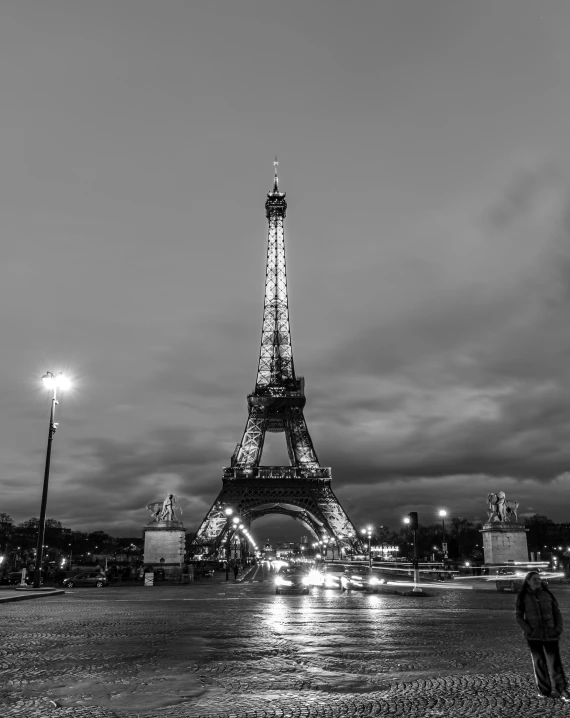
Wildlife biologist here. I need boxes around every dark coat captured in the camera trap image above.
[515,586,563,641]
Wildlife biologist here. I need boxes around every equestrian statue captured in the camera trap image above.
[487,491,519,523]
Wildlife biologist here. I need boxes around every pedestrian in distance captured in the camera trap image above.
[515,570,570,701]
[233,562,239,581]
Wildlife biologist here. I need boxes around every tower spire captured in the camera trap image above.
[273,156,279,192]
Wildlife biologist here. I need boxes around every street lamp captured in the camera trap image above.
[378,525,385,561]
[223,508,233,580]
[323,535,330,560]
[34,372,71,588]
[438,510,447,562]
[403,513,422,593]
[361,526,372,567]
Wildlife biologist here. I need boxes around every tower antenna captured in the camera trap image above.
[273,156,279,191]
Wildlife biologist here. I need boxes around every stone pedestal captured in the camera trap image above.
[143,520,185,577]
[481,522,529,565]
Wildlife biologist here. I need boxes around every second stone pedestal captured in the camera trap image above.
[143,520,185,578]
[481,522,529,565]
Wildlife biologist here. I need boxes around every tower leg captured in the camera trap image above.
[285,409,320,467]
[232,407,267,468]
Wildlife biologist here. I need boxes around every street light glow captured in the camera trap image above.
[42,372,72,391]
[403,517,410,524]
[225,508,233,516]
[439,509,447,518]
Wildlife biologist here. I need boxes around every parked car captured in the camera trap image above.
[275,566,311,595]
[193,565,215,579]
[62,572,109,588]
[7,571,36,585]
[340,566,385,593]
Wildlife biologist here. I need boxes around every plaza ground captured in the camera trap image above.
[2,565,570,718]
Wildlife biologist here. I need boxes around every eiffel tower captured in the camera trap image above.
[195,161,360,556]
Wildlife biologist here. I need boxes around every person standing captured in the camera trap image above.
[233,562,239,581]
[516,570,570,701]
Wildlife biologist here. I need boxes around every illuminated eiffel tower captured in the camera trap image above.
[195,161,359,555]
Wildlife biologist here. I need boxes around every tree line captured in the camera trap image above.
[1,511,567,569]
[0,513,143,570]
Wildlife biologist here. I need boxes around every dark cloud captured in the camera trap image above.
[8,165,570,539]
[3,0,570,544]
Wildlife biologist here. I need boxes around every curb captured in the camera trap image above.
[0,589,65,604]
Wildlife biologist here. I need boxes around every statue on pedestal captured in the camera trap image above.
[486,491,519,523]
[146,493,181,523]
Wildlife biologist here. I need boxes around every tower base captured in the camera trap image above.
[480,522,529,565]
[194,471,359,555]
[143,520,185,577]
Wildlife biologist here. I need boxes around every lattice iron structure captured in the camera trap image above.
[195,161,360,556]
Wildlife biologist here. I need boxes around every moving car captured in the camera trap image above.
[494,566,563,592]
[62,572,109,588]
[321,565,346,589]
[275,566,311,595]
[340,566,385,593]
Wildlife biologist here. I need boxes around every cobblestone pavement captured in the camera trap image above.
[2,565,570,717]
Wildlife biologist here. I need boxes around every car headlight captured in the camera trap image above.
[275,577,285,586]
[302,577,310,585]
[308,570,322,584]
[369,577,380,585]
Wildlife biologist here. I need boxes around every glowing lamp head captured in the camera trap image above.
[225,508,233,516]
[42,372,71,391]
[42,373,55,389]
[57,374,72,390]
[439,510,447,518]
[403,517,410,525]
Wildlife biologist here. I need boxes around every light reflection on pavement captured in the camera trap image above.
[2,563,570,718]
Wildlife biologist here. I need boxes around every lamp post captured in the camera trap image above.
[361,526,372,567]
[323,535,329,560]
[403,514,422,593]
[34,372,71,588]
[231,516,239,565]
[224,508,233,580]
[378,525,385,561]
[238,524,245,564]
[439,510,447,562]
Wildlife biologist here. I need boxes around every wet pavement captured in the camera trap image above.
[2,563,570,717]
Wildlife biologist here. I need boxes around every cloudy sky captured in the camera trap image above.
[2,1,570,543]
